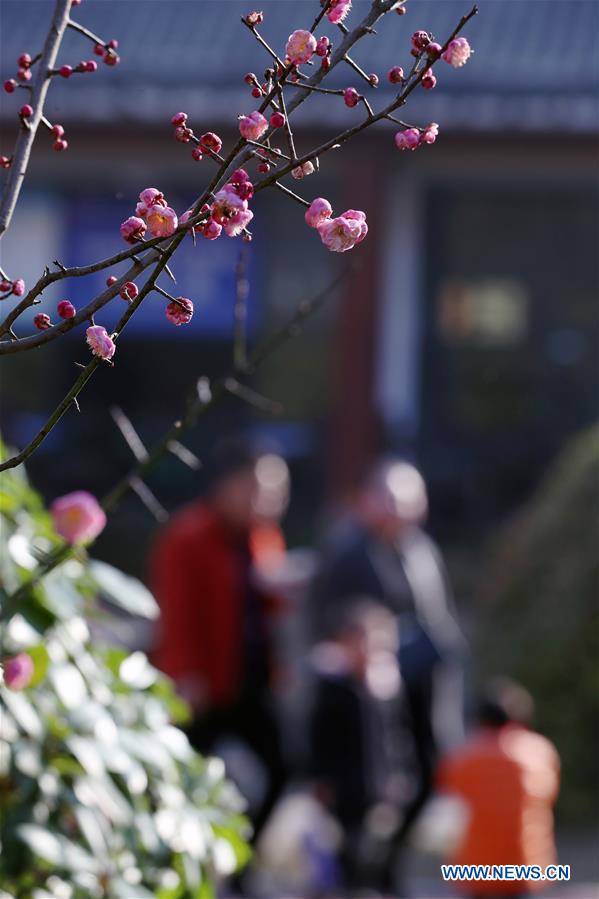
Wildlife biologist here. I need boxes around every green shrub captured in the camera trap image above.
[479,426,599,821]
[0,462,250,898]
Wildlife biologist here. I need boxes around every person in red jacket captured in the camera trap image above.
[151,439,289,834]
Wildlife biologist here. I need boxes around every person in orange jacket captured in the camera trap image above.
[151,439,289,834]
[437,679,560,899]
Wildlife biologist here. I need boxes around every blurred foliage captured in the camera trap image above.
[0,459,251,899]
[478,425,599,821]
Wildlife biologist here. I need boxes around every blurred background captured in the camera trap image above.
[1,1,598,896]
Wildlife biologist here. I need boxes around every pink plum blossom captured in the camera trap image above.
[285,30,317,66]
[224,208,254,237]
[203,219,222,240]
[420,122,439,144]
[3,654,34,690]
[292,161,315,180]
[137,188,166,218]
[165,297,194,326]
[12,278,25,296]
[120,215,147,243]
[317,214,364,253]
[50,490,107,544]
[146,205,178,237]
[342,209,368,244]
[442,37,472,67]
[394,128,421,150]
[211,185,247,224]
[238,110,268,141]
[86,324,116,361]
[179,209,194,229]
[327,0,352,24]
[305,197,333,228]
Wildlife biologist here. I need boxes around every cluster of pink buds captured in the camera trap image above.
[33,299,77,328]
[325,0,352,25]
[49,122,68,151]
[395,122,439,150]
[315,35,331,62]
[244,72,264,100]
[5,51,35,85]
[58,60,97,79]
[120,187,178,241]
[92,38,120,67]
[0,277,25,298]
[0,155,12,169]
[210,169,255,238]
[171,111,194,143]
[305,198,367,253]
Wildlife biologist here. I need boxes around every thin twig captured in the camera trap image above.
[0,0,72,239]
[99,266,350,516]
[67,17,105,47]
[233,249,250,370]
[110,405,149,462]
[274,182,310,208]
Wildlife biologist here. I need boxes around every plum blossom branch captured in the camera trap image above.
[257,4,478,191]
[0,0,476,476]
[0,233,186,472]
[2,267,350,602]
[0,0,72,239]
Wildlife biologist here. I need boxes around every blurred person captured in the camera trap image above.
[309,600,403,893]
[437,679,560,899]
[315,459,466,890]
[151,439,290,835]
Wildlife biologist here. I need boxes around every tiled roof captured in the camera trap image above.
[1,0,598,131]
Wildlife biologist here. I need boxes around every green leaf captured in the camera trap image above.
[27,644,50,688]
[17,824,101,874]
[49,663,88,709]
[1,688,43,739]
[119,651,158,690]
[89,560,159,620]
